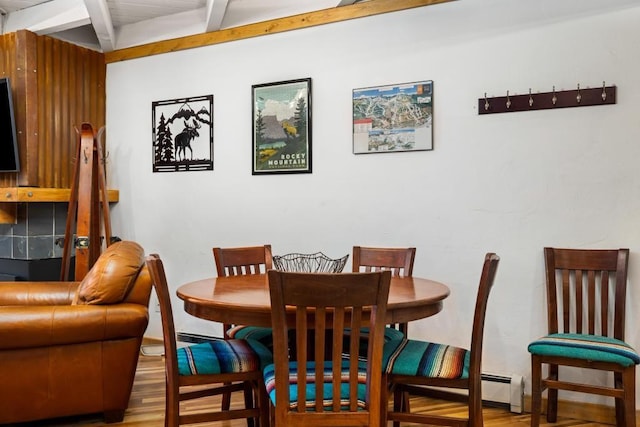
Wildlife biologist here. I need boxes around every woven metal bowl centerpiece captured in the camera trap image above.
[273,252,349,273]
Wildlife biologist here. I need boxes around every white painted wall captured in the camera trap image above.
[106,0,640,405]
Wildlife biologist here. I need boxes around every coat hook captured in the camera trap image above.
[484,92,490,111]
[576,83,582,103]
[506,90,511,109]
[528,88,534,107]
[552,86,557,105]
[601,81,607,101]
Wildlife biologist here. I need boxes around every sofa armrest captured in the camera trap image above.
[0,282,79,306]
[0,304,149,351]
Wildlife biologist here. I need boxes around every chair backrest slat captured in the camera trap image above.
[588,269,597,334]
[601,270,610,335]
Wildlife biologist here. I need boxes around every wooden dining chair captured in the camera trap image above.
[382,252,500,427]
[212,244,274,414]
[352,246,416,276]
[264,269,392,426]
[212,245,274,342]
[528,248,638,427]
[352,246,416,337]
[145,254,272,427]
[213,244,273,277]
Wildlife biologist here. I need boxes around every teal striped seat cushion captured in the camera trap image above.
[528,333,640,367]
[383,339,470,378]
[227,325,274,347]
[177,339,273,376]
[263,361,367,410]
[343,327,405,358]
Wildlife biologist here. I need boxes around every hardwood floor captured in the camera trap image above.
[9,352,614,427]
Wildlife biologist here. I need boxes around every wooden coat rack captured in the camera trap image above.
[60,123,112,281]
[479,82,616,115]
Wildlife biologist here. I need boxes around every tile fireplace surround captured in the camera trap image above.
[0,202,72,280]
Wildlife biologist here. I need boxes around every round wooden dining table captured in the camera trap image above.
[177,274,450,327]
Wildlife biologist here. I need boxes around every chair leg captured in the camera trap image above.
[269,401,275,427]
[615,371,624,427]
[402,390,411,416]
[165,385,180,427]
[530,356,542,427]
[399,323,408,336]
[256,379,270,427]
[469,377,483,427]
[393,385,404,427]
[222,332,232,412]
[243,381,255,427]
[546,363,558,423]
[222,385,232,411]
[380,375,391,427]
[619,368,636,427]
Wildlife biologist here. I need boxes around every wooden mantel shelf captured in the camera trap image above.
[0,187,119,202]
[0,187,119,223]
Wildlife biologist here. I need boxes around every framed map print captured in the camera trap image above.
[353,80,433,154]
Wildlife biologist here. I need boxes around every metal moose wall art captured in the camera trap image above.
[152,94,213,172]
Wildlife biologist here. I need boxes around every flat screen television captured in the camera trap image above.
[0,77,20,172]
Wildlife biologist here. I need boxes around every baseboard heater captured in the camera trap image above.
[177,332,223,343]
[405,372,524,414]
[481,372,524,413]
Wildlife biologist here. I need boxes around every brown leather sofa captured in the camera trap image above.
[0,241,151,424]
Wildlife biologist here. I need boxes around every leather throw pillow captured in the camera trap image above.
[73,241,145,305]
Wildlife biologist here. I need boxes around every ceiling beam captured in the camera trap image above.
[205,0,230,32]
[83,0,115,52]
[115,8,207,50]
[4,0,90,35]
[105,0,456,63]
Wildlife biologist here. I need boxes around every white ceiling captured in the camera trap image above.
[0,0,364,52]
[1,0,639,55]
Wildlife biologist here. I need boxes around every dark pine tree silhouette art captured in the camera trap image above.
[293,97,307,142]
[155,113,174,162]
[255,109,266,146]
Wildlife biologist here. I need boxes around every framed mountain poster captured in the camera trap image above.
[252,78,312,174]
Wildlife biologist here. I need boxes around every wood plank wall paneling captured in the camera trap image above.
[15,30,38,186]
[0,33,19,188]
[0,30,106,189]
[35,33,106,189]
